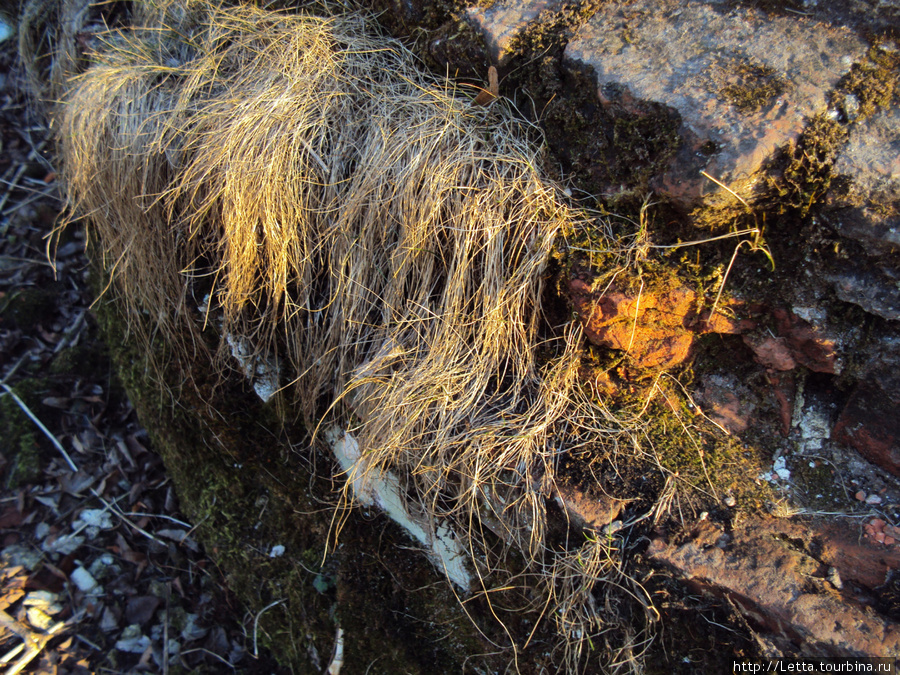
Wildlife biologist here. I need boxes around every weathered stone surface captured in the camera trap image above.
[568,274,755,369]
[648,517,900,657]
[766,370,795,437]
[694,373,758,434]
[753,518,900,604]
[467,0,569,64]
[773,308,841,374]
[834,372,900,477]
[823,105,900,320]
[829,105,900,250]
[743,333,797,371]
[564,0,866,206]
[553,482,628,532]
[741,308,841,373]
[829,266,900,321]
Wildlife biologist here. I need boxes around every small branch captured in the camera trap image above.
[252,599,284,658]
[90,489,167,546]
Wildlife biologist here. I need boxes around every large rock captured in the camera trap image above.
[648,516,900,657]
[834,369,900,477]
[467,0,570,64]
[823,105,900,320]
[564,0,867,206]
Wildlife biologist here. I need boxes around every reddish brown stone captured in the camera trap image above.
[774,308,839,374]
[757,518,900,591]
[568,275,757,370]
[553,482,628,531]
[648,516,900,657]
[696,374,757,434]
[766,370,796,436]
[742,333,797,371]
[834,379,900,477]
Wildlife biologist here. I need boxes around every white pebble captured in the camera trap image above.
[69,566,99,593]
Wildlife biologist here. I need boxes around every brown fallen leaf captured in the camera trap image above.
[41,396,70,409]
[0,504,24,528]
[124,595,160,626]
[58,470,95,496]
[473,66,499,106]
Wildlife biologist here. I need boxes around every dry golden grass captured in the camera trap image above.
[36,0,657,669]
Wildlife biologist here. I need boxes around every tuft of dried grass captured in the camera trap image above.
[41,0,654,669]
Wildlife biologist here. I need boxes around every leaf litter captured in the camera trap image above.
[0,35,287,675]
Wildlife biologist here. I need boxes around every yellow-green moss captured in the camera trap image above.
[833,45,900,120]
[719,61,787,113]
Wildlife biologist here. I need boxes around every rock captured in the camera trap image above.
[564,0,866,206]
[766,370,795,436]
[829,266,900,321]
[742,308,841,374]
[648,517,900,657]
[467,0,570,64]
[821,96,900,320]
[825,105,900,256]
[553,481,628,532]
[567,274,755,369]
[773,308,840,374]
[694,373,757,434]
[742,333,796,371]
[834,372,900,477]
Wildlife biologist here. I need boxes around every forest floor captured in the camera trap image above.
[0,35,288,675]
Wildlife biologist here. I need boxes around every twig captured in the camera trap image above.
[53,311,86,354]
[648,227,760,250]
[625,278,643,356]
[122,512,192,528]
[179,647,237,669]
[700,170,751,210]
[708,240,747,329]
[0,383,78,472]
[0,641,25,664]
[0,164,27,214]
[90,489,167,546]
[1,351,34,385]
[252,599,284,658]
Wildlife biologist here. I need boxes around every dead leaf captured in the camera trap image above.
[124,595,160,626]
[125,433,148,457]
[42,396,70,409]
[0,568,27,610]
[59,471,96,496]
[473,66,499,106]
[116,439,136,468]
[0,504,24,528]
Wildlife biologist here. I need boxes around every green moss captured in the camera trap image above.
[5,430,41,487]
[788,456,848,513]
[586,374,776,516]
[89,263,518,672]
[719,61,787,113]
[768,113,848,218]
[50,337,110,379]
[833,46,900,120]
